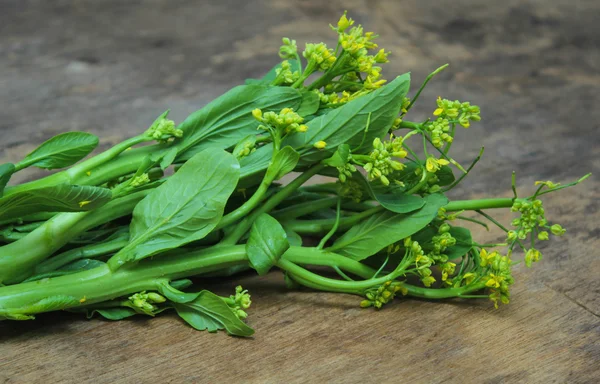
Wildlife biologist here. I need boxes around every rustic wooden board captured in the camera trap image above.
[1,1,599,383]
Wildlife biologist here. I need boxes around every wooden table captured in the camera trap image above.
[1,1,598,382]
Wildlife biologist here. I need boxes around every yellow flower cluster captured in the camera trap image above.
[303,43,336,71]
[360,281,406,309]
[274,60,300,85]
[252,107,307,134]
[363,135,407,186]
[425,156,450,173]
[433,97,481,128]
[479,249,513,309]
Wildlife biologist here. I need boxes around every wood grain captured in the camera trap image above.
[0,1,599,383]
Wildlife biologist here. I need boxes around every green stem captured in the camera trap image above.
[0,190,149,284]
[0,245,247,316]
[5,135,150,196]
[406,64,449,112]
[445,198,515,212]
[271,197,339,220]
[283,206,383,235]
[221,164,325,244]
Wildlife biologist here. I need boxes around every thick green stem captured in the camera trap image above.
[283,206,383,235]
[0,190,149,284]
[271,197,339,220]
[445,198,515,211]
[0,245,247,316]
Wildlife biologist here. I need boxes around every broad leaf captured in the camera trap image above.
[436,165,455,186]
[321,144,350,168]
[0,184,112,223]
[284,74,411,166]
[21,132,98,170]
[125,148,239,262]
[176,85,302,160]
[172,290,254,336]
[0,163,15,197]
[265,146,300,181]
[328,193,449,260]
[246,213,289,275]
[284,227,303,246]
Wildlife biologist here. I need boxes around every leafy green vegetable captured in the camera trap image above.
[246,213,290,275]
[18,132,98,170]
[351,172,425,214]
[265,146,300,181]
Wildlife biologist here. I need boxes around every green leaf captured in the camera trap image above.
[176,85,302,161]
[351,172,424,214]
[328,193,448,260]
[0,163,15,197]
[0,184,112,223]
[125,148,239,263]
[321,144,350,168]
[172,290,254,336]
[232,135,257,159]
[246,213,290,275]
[446,226,473,259]
[159,147,178,170]
[91,308,138,320]
[265,146,300,181]
[284,226,303,246]
[284,74,411,166]
[436,165,455,186]
[23,259,106,283]
[296,90,320,117]
[20,132,98,170]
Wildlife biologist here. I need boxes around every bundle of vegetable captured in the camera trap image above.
[0,12,589,337]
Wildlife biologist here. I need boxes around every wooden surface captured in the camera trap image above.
[1,1,599,383]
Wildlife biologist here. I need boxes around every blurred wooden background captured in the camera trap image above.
[1,0,598,383]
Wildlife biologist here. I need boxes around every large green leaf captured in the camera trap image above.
[328,193,448,260]
[0,163,15,197]
[172,290,254,336]
[284,74,411,166]
[0,184,112,223]
[124,148,239,263]
[176,85,303,160]
[246,213,290,275]
[20,132,98,170]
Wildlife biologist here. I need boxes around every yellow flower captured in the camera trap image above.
[336,11,354,32]
[252,108,263,122]
[462,272,477,285]
[78,200,91,208]
[313,141,327,149]
[485,273,504,289]
[480,249,498,267]
[425,157,450,173]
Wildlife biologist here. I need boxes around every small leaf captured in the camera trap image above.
[265,146,300,181]
[328,193,448,260]
[445,226,473,259]
[172,290,254,336]
[296,90,320,117]
[284,226,303,246]
[93,308,138,320]
[0,163,15,197]
[20,132,98,170]
[246,213,290,275]
[232,135,257,159]
[159,147,178,170]
[124,148,240,263]
[436,165,455,186]
[321,144,350,168]
[0,184,112,223]
[351,172,425,214]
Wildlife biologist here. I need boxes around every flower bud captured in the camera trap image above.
[550,224,566,236]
